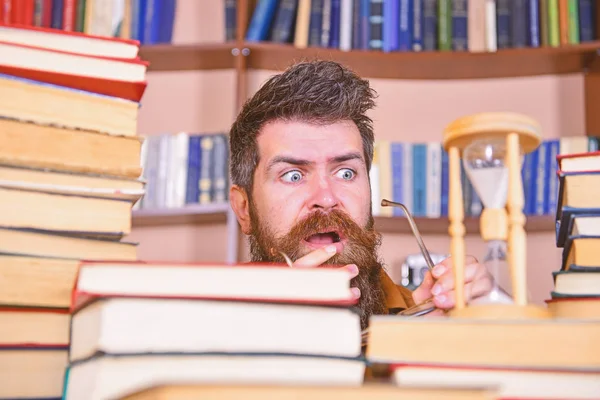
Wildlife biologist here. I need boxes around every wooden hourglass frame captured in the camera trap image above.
[442,112,552,319]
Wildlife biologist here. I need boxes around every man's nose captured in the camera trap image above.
[308,175,339,211]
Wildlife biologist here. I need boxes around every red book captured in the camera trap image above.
[0,40,148,102]
[557,151,600,174]
[0,22,140,59]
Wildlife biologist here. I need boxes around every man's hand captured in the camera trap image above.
[412,256,494,310]
[290,245,361,299]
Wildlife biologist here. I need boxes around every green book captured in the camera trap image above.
[548,0,560,47]
[568,0,580,44]
[438,0,452,51]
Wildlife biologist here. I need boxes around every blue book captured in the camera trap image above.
[578,0,595,42]
[527,0,540,47]
[412,144,427,217]
[412,0,424,51]
[422,0,437,50]
[328,0,341,48]
[308,0,325,46]
[451,0,467,51]
[398,0,413,51]
[185,135,202,204]
[383,0,399,52]
[391,142,404,216]
[440,147,449,216]
[246,0,279,41]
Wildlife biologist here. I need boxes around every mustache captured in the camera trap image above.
[276,209,380,263]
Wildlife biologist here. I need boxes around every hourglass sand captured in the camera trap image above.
[442,112,552,320]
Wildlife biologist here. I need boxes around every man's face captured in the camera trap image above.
[249,119,373,258]
[230,119,388,329]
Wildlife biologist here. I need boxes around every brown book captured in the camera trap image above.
[558,0,569,45]
[0,165,144,202]
[0,72,139,137]
[0,347,68,399]
[122,384,498,400]
[467,0,487,52]
[366,317,600,370]
[0,118,143,179]
[546,297,600,319]
[0,184,132,237]
[0,307,70,345]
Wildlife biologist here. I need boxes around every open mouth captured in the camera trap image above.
[304,231,343,245]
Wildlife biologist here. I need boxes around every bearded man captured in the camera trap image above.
[228,60,492,330]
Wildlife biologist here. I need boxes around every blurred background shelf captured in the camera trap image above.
[140,41,600,79]
[132,203,230,227]
[132,205,555,235]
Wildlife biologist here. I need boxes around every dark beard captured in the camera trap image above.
[247,201,388,330]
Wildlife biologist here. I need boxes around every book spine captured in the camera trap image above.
[422,0,437,50]
[398,0,412,51]
[158,0,176,43]
[451,0,468,51]
[412,0,423,51]
[391,142,404,217]
[185,135,202,205]
[308,0,325,46]
[51,0,63,29]
[225,0,237,41]
[528,0,540,47]
[567,0,579,43]
[199,136,214,204]
[368,0,383,50]
[339,0,353,51]
[328,0,341,47]
[511,0,527,47]
[211,134,229,204]
[440,147,449,216]
[546,139,560,215]
[535,141,547,215]
[548,0,560,46]
[63,0,76,30]
[412,143,427,217]
[383,0,399,52]
[426,142,441,218]
[245,0,278,41]
[438,0,452,51]
[352,0,361,48]
[321,0,332,47]
[578,0,594,42]
[402,143,413,215]
[496,0,511,48]
[271,0,299,43]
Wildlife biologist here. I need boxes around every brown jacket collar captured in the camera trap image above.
[380,269,416,313]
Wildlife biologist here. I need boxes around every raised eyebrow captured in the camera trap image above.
[330,152,365,164]
[266,156,312,172]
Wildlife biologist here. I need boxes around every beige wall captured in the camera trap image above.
[126,0,580,306]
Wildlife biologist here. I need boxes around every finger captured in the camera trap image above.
[411,270,435,304]
[422,308,447,318]
[430,262,483,296]
[344,264,359,279]
[433,274,495,309]
[432,255,478,279]
[291,244,337,268]
[350,287,361,299]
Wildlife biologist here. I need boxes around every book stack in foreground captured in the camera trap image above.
[0,23,146,399]
[548,150,600,319]
[62,261,365,399]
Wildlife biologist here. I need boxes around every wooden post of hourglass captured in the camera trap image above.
[506,132,527,306]
[448,146,467,310]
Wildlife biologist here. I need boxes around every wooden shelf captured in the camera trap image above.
[140,43,236,72]
[140,41,600,79]
[132,203,230,227]
[132,204,554,234]
[374,214,555,235]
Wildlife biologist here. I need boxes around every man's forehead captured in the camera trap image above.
[256,119,364,160]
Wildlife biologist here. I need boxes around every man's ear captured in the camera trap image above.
[229,185,252,235]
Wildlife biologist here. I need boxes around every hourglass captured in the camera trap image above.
[442,112,552,319]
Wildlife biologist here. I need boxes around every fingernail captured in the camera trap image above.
[431,284,442,296]
[435,294,447,304]
[325,244,337,254]
[432,264,446,277]
[351,287,361,298]
[346,264,358,276]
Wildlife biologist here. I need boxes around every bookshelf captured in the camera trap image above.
[133,0,600,286]
[140,40,600,79]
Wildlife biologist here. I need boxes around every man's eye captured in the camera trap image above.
[281,170,303,183]
[336,168,355,180]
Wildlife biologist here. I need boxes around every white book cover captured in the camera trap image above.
[339,0,353,51]
[402,143,413,215]
[426,142,441,218]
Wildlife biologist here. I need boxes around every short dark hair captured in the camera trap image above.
[229,59,378,195]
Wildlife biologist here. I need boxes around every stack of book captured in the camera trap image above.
[62,260,365,399]
[548,150,600,319]
[0,23,146,399]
